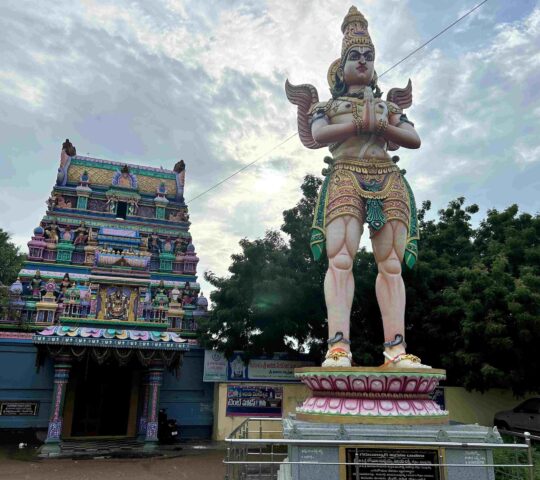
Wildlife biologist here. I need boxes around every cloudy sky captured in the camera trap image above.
[1,0,540,296]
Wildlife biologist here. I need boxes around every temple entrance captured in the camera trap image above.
[69,361,138,437]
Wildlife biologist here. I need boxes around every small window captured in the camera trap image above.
[116,201,127,220]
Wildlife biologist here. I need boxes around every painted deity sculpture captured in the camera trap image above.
[60,273,72,295]
[31,271,44,298]
[61,226,72,242]
[286,7,426,369]
[73,222,89,245]
[44,221,60,243]
[106,288,129,320]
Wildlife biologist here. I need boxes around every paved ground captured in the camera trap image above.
[0,447,226,480]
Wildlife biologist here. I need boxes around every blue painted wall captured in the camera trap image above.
[0,341,213,439]
[161,348,214,439]
[0,339,53,430]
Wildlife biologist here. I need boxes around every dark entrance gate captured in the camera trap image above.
[71,361,135,437]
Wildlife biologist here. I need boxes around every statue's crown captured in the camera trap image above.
[340,6,374,58]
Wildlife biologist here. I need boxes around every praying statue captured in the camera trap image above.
[286,7,426,369]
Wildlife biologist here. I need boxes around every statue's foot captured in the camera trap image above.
[322,347,352,367]
[381,351,431,369]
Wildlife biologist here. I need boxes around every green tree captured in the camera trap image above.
[0,229,25,317]
[199,176,327,359]
[0,229,24,285]
[452,206,540,394]
[402,198,479,381]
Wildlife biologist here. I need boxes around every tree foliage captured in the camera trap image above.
[199,176,327,359]
[0,229,24,286]
[200,176,540,393]
[0,229,25,313]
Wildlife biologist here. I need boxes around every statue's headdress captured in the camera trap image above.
[328,6,377,96]
[340,6,374,58]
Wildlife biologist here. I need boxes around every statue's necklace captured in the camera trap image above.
[343,91,365,99]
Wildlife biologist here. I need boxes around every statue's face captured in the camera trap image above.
[343,46,374,87]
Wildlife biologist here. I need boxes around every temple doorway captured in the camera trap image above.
[67,361,139,437]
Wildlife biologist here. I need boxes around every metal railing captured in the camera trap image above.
[495,429,539,480]
[224,418,537,480]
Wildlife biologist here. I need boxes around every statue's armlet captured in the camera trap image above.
[397,113,415,127]
[389,113,415,129]
[387,101,415,128]
[386,101,403,116]
[308,101,329,126]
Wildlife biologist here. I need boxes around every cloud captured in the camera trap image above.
[1,0,539,299]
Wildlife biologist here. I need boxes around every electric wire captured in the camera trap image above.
[378,0,489,79]
[186,132,298,203]
[186,0,489,204]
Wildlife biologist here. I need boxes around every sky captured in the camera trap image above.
[1,0,540,298]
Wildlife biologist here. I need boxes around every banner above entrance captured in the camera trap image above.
[203,350,314,382]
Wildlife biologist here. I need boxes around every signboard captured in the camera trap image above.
[203,350,228,382]
[0,401,39,416]
[340,447,442,480]
[203,350,314,383]
[247,358,311,381]
[226,384,283,417]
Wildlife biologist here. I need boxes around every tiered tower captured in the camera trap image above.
[8,139,206,334]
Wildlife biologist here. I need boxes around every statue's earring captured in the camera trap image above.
[337,67,344,80]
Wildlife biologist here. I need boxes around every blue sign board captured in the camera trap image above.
[226,384,283,417]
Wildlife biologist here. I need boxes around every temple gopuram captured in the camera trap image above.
[2,140,212,454]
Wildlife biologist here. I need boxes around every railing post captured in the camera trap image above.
[438,449,446,478]
[225,446,230,480]
[270,442,275,479]
[525,432,534,480]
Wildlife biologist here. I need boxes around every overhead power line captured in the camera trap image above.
[378,0,489,79]
[186,132,298,204]
[187,0,490,204]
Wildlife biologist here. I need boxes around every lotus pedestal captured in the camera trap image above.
[295,366,448,424]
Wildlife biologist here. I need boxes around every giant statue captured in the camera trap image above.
[286,6,427,369]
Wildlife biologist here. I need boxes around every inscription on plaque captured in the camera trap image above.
[0,401,39,416]
[343,447,441,480]
[464,450,485,465]
[300,448,325,462]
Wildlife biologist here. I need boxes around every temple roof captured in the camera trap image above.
[70,155,179,176]
[61,155,184,199]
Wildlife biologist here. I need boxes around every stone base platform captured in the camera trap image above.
[295,366,448,424]
[281,417,501,480]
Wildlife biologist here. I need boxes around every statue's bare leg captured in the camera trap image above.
[372,220,429,368]
[323,214,362,366]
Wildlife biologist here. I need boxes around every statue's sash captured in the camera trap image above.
[309,174,330,261]
[402,174,419,269]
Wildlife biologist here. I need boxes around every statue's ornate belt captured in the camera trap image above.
[332,157,399,175]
